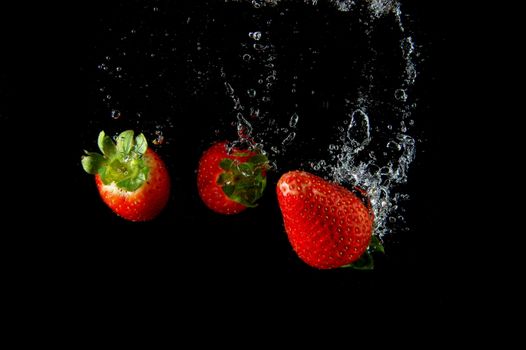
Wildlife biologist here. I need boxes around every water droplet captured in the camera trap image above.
[387,124,393,130]
[248,31,262,41]
[115,66,122,72]
[289,112,299,128]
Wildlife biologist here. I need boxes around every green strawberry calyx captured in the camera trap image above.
[216,151,269,208]
[81,130,150,192]
[342,235,385,270]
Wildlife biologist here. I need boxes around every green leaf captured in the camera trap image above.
[81,152,106,174]
[370,235,385,254]
[116,130,134,155]
[116,169,146,192]
[232,151,251,157]
[135,133,147,155]
[249,154,268,166]
[97,131,116,157]
[238,162,254,174]
[219,158,234,171]
[217,173,233,186]
[342,252,374,270]
[223,184,235,197]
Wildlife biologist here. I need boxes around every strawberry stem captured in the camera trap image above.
[217,152,269,208]
[81,130,150,192]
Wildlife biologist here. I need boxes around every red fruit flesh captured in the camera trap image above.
[95,148,170,221]
[197,141,255,215]
[276,171,373,269]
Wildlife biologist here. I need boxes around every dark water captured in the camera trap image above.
[2,1,451,310]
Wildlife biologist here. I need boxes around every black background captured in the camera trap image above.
[1,0,456,313]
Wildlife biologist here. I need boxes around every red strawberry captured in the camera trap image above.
[276,170,379,269]
[81,130,170,221]
[197,141,269,215]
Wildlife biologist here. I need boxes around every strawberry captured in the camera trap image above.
[81,130,170,221]
[197,141,269,215]
[276,170,382,269]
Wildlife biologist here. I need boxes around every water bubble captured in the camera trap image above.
[394,89,407,101]
[247,89,256,98]
[289,112,299,128]
[400,121,407,133]
[152,7,159,12]
[106,94,112,100]
[282,132,296,146]
[237,113,253,139]
[402,36,415,57]
[224,82,235,96]
[111,109,121,120]
[346,109,370,152]
[249,107,260,119]
[249,31,262,41]
[242,53,252,62]
[369,0,396,18]
[253,43,266,51]
[152,130,165,145]
[408,119,415,126]
[387,124,393,130]
[386,141,401,151]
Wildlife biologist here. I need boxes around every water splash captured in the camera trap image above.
[92,0,420,240]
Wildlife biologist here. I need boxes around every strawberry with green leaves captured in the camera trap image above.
[81,130,170,222]
[276,170,383,269]
[197,141,269,215]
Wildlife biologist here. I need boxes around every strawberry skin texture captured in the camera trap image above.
[197,141,255,215]
[95,148,170,221]
[277,171,373,269]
